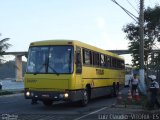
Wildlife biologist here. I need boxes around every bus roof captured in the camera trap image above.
[30,39,124,60]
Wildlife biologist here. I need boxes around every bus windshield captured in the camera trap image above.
[26,46,73,74]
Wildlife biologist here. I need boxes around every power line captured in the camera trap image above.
[126,0,139,13]
[110,0,138,22]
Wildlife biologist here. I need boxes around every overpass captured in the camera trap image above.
[108,50,130,55]
[3,49,160,81]
[3,51,28,82]
[109,49,160,55]
[4,51,28,56]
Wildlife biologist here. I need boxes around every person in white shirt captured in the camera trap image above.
[130,74,139,95]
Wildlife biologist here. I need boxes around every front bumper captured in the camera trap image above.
[24,89,83,102]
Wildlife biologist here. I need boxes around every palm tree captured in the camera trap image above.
[0,34,11,63]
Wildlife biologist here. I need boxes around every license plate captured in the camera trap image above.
[42,94,50,97]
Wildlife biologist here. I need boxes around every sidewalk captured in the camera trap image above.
[114,87,160,113]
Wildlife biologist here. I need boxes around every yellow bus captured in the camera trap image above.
[24,40,125,106]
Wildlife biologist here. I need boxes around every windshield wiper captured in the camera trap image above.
[33,63,59,76]
[48,64,59,76]
[33,63,47,75]
[33,71,39,75]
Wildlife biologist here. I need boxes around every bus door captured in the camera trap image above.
[75,46,83,89]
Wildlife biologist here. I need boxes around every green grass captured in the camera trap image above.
[0,89,24,96]
[0,90,14,96]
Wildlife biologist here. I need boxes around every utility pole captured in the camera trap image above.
[111,0,146,94]
[139,0,146,94]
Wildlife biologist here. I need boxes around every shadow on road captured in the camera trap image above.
[31,94,116,112]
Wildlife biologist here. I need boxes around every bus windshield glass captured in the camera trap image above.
[26,46,73,74]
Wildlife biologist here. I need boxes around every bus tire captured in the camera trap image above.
[43,100,53,106]
[80,89,89,107]
[0,85,2,90]
[117,82,120,92]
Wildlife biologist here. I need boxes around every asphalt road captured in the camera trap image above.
[0,92,117,120]
[1,88,157,120]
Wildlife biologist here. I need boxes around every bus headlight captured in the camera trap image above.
[26,91,30,96]
[64,93,69,98]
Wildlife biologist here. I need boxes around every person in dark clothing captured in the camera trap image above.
[148,75,160,109]
[0,81,2,90]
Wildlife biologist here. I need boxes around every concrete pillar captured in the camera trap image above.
[15,55,23,81]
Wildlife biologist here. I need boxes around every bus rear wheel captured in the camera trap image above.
[43,100,53,106]
[80,89,89,107]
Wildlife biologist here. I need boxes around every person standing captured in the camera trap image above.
[148,75,160,109]
[130,74,139,95]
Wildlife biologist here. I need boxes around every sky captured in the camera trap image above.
[0,0,160,64]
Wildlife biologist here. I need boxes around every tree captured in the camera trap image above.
[0,34,11,64]
[123,5,160,69]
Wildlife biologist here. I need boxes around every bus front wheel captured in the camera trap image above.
[43,100,53,106]
[80,89,89,107]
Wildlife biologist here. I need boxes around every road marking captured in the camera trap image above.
[74,106,108,120]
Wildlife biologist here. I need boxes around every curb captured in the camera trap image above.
[114,104,143,109]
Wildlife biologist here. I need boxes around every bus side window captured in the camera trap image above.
[105,56,108,68]
[93,52,100,66]
[106,56,111,68]
[76,46,82,74]
[100,54,105,67]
